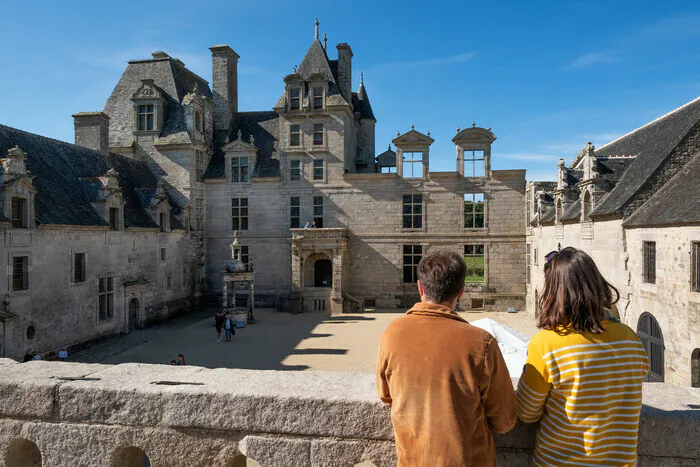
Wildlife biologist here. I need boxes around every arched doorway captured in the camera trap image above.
[314,259,332,287]
[692,348,700,388]
[128,298,140,331]
[637,312,665,382]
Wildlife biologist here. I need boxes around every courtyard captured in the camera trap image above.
[70,308,538,373]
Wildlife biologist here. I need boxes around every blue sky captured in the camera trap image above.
[2,1,700,180]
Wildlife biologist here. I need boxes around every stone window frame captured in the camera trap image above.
[464,150,486,177]
[402,152,424,179]
[464,244,486,285]
[290,196,301,228]
[289,124,302,147]
[10,197,28,229]
[313,123,324,146]
[231,197,249,231]
[312,158,326,182]
[691,242,700,293]
[463,193,486,230]
[160,247,167,262]
[402,194,424,230]
[195,150,205,183]
[158,211,170,233]
[137,104,155,131]
[195,198,204,231]
[402,244,423,284]
[312,86,325,110]
[643,241,656,284]
[97,276,115,322]
[9,252,30,294]
[231,156,250,183]
[72,251,87,285]
[289,158,302,182]
[313,195,324,228]
[288,87,302,111]
[166,274,172,290]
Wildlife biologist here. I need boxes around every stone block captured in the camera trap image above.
[0,361,107,419]
[239,435,310,467]
[0,358,17,366]
[58,363,208,426]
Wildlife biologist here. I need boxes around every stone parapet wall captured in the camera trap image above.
[1,360,698,466]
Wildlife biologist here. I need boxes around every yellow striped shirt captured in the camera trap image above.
[517,321,649,467]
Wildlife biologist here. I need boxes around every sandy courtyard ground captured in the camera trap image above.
[71,308,538,373]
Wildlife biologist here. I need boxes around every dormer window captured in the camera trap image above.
[137,105,155,131]
[195,110,203,132]
[109,207,121,231]
[312,87,324,110]
[159,212,168,232]
[11,198,27,228]
[465,150,485,177]
[231,156,249,183]
[289,88,301,111]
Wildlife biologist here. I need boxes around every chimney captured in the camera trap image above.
[209,44,240,134]
[72,112,110,155]
[336,43,353,103]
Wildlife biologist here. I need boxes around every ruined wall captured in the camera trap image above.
[0,227,196,361]
[0,360,698,467]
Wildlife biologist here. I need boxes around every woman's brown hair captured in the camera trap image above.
[537,247,619,334]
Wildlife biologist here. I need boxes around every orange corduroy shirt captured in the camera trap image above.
[376,302,516,467]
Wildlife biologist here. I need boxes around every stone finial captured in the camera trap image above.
[388,144,391,150]
[293,65,297,73]
[3,146,29,177]
[315,18,319,39]
[250,134,255,146]
[237,129,242,141]
[456,127,460,133]
[487,126,491,131]
[411,124,415,130]
[472,121,476,128]
[7,146,26,161]
[192,83,199,96]
[427,130,431,136]
[397,131,400,137]
[558,158,565,168]
[225,134,230,144]
[323,33,327,51]
[360,72,364,84]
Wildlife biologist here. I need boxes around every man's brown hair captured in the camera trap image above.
[417,250,467,304]
[538,246,619,334]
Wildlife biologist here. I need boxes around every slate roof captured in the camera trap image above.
[594,157,636,184]
[204,112,280,179]
[376,146,396,167]
[540,208,556,224]
[560,202,581,222]
[0,124,180,229]
[297,40,336,83]
[103,53,211,148]
[591,96,700,216]
[353,81,376,121]
[623,152,700,228]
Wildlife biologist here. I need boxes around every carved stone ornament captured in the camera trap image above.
[2,146,28,176]
[132,79,161,100]
[100,168,121,192]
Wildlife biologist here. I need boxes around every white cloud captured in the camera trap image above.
[567,52,617,69]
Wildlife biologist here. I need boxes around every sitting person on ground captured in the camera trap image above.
[517,247,649,467]
[376,250,516,466]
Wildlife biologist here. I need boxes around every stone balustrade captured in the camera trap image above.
[0,359,699,466]
[290,228,349,240]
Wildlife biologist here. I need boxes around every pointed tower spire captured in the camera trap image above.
[360,72,364,85]
[315,18,319,39]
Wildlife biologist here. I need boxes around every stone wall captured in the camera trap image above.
[526,219,700,386]
[205,168,526,311]
[0,360,698,466]
[0,227,197,361]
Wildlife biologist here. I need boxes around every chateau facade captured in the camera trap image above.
[0,26,526,360]
[526,97,700,387]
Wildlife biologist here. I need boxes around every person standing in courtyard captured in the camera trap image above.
[214,311,225,342]
[376,250,516,466]
[517,247,649,467]
[224,312,235,342]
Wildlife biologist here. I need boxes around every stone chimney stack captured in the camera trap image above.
[72,112,110,155]
[209,45,240,134]
[336,43,353,103]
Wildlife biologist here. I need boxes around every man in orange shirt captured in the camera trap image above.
[377,250,516,466]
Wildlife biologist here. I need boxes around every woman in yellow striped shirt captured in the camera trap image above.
[517,247,649,467]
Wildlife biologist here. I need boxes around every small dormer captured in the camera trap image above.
[150,180,172,232]
[392,125,434,179]
[0,146,36,229]
[452,124,496,178]
[307,73,328,111]
[281,73,303,112]
[222,130,258,183]
[94,168,125,231]
[131,79,165,135]
[182,84,209,143]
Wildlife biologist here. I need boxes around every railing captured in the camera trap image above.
[290,227,348,240]
[0,359,698,466]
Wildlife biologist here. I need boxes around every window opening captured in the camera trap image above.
[402,152,423,178]
[464,245,485,284]
[138,104,154,131]
[402,195,423,229]
[313,196,324,228]
[290,196,300,228]
[231,198,249,230]
[464,193,485,228]
[98,277,114,321]
[403,245,422,283]
[231,156,249,183]
[643,242,656,284]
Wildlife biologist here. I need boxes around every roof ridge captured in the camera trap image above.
[597,94,700,151]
